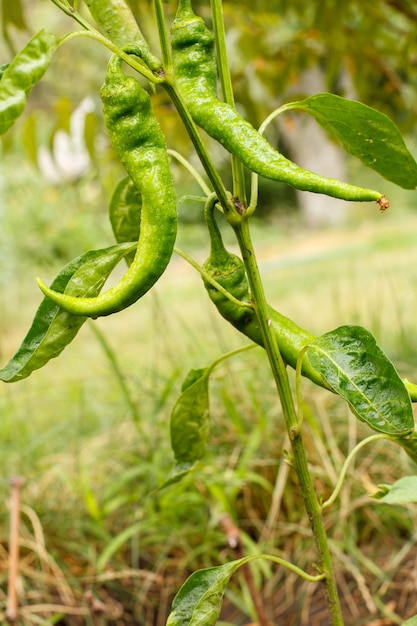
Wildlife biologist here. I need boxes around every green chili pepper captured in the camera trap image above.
[37,50,177,317]
[202,199,329,389]
[84,0,147,48]
[171,0,386,206]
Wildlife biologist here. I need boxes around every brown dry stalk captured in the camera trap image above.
[219,513,273,626]
[6,476,25,624]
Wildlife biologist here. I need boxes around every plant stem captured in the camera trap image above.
[232,215,344,625]
[153,0,172,70]
[162,82,232,213]
[210,0,246,203]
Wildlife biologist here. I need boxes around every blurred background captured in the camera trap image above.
[1,1,417,624]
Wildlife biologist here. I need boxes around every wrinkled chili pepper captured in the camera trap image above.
[171,0,386,206]
[38,50,177,317]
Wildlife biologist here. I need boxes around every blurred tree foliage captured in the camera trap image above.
[122,0,417,131]
[2,0,417,127]
[1,0,416,222]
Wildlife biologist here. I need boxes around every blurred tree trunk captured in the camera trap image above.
[281,67,351,228]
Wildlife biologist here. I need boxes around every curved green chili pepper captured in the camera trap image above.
[84,0,147,48]
[202,198,329,389]
[171,0,386,207]
[37,51,177,317]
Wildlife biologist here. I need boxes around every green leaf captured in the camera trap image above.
[294,93,417,189]
[0,64,10,80]
[0,243,136,383]
[372,476,417,505]
[403,616,417,625]
[0,29,59,135]
[306,325,414,436]
[170,368,211,465]
[109,177,141,266]
[166,560,246,626]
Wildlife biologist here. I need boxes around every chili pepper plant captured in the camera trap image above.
[2,1,417,624]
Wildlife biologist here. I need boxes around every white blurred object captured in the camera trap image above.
[38,96,95,183]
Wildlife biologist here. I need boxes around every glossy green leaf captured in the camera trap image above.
[372,476,417,505]
[166,560,245,626]
[306,325,414,436]
[0,243,136,382]
[0,29,59,135]
[109,176,141,266]
[170,368,210,465]
[294,93,417,189]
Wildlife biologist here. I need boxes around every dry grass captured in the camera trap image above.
[1,210,417,624]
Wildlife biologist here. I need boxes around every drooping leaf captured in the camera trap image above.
[166,560,246,626]
[0,243,136,382]
[306,325,414,436]
[293,93,417,189]
[372,476,417,505]
[109,176,141,266]
[170,368,211,465]
[0,29,59,135]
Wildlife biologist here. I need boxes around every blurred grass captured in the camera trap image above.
[1,150,417,624]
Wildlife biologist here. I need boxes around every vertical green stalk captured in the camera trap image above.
[162,81,232,213]
[210,0,246,203]
[153,0,172,70]
[232,215,344,626]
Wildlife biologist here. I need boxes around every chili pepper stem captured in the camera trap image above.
[210,0,246,203]
[153,0,172,70]
[232,216,344,626]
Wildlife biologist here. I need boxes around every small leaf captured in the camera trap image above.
[180,367,207,392]
[166,560,246,626]
[294,93,417,189]
[0,29,59,135]
[306,325,414,436]
[109,176,141,266]
[170,368,211,465]
[0,243,136,382]
[372,476,417,505]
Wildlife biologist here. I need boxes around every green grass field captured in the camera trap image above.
[1,156,417,624]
